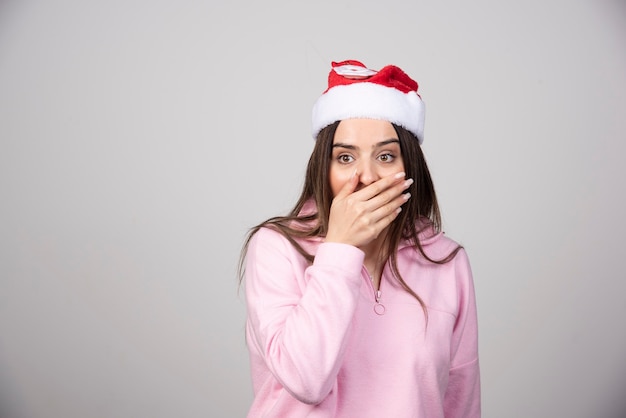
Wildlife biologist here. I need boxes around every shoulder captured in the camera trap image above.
[248,226,293,253]
[422,231,461,253]
[248,225,321,259]
[403,221,465,262]
[250,225,284,244]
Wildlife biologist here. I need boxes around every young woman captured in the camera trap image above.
[239,60,480,417]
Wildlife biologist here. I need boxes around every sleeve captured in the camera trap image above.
[443,249,481,418]
[244,227,365,405]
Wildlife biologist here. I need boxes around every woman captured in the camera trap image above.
[239,60,480,417]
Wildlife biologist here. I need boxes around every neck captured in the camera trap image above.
[361,231,389,284]
[361,236,385,261]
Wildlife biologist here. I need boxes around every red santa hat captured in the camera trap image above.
[311,60,426,143]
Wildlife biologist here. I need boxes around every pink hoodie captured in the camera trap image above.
[244,225,480,417]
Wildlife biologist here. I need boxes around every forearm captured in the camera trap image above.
[246,232,364,404]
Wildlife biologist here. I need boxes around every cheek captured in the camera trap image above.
[397,159,406,173]
[329,167,350,197]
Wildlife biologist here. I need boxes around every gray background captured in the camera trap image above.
[1,0,625,417]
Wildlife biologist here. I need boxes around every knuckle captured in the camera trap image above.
[382,189,395,202]
[371,183,382,196]
[354,204,366,217]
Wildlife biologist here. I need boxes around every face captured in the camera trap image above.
[329,118,405,197]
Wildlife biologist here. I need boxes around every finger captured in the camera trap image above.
[376,205,404,231]
[368,192,411,224]
[334,168,360,200]
[359,177,413,215]
[354,171,406,201]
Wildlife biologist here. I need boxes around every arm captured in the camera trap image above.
[443,249,481,418]
[245,227,364,404]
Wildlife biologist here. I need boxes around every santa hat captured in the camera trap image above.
[311,60,425,143]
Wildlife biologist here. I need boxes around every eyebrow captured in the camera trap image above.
[332,139,400,150]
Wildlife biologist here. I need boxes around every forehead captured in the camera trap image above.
[333,118,398,145]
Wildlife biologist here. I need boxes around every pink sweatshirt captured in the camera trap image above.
[244,225,480,417]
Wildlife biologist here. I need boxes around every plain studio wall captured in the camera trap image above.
[0,0,625,417]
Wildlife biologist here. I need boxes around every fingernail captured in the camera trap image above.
[404,178,414,187]
[403,192,411,201]
[394,172,406,179]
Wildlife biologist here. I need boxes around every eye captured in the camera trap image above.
[378,153,395,163]
[337,154,354,164]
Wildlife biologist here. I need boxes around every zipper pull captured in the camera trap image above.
[374,291,385,315]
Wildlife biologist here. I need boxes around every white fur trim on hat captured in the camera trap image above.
[311,82,425,143]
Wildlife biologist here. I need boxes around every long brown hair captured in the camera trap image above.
[238,121,461,316]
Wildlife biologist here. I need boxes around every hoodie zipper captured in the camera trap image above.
[362,266,386,315]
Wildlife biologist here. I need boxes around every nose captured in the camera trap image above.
[357,160,379,186]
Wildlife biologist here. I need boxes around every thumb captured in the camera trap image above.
[334,169,359,200]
